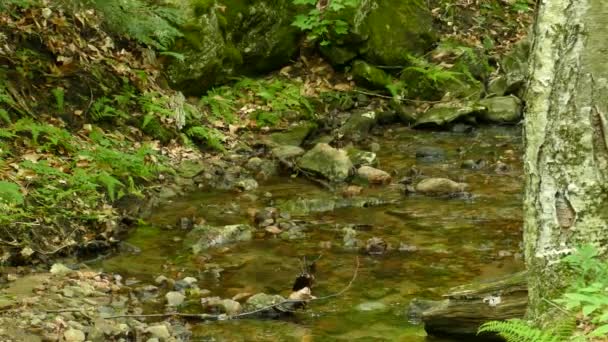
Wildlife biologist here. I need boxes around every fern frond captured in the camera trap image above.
[478,319,560,342]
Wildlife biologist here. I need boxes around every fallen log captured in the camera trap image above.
[414,271,527,340]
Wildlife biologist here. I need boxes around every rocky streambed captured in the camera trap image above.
[8,123,521,341]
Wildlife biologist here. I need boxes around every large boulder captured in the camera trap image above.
[166,0,302,95]
[477,96,522,123]
[321,0,437,67]
[297,143,353,182]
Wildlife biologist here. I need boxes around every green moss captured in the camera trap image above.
[190,0,216,16]
[351,60,393,90]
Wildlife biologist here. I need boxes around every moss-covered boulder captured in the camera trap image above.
[166,0,302,95]
[297,143,353,182]
[339,108,378,141]
[269,122,317,146]
[477,96,522,123]
[351,60,393,90]
[322,0,436,67]
[414,101,482,127]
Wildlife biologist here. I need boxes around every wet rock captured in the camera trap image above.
[234,178,258,191]
[254,207,278,226]
[415,178,468,196]
[415,146,445,163]
[494,161,511,173]
[272,145,305,161]
[185,224,254,253]
[270,122,316,146]
[341,185,363,198]
[207,299,242,315]
[343,227,358,249]
[356,166,392,185]
[297,143,353,182]
[177,160,206,178]
[461,159,486,170]
[415,101,482,127]
[391,102,418,124]
[245,157,264,171]
[451,123,474,134]
[165,291,185,307]
[50,263,73,275]
[339,108,378,141]
[146,324,170,339]
[64,328,85,342]
[487,75,508,96]
[366,237,388,255]
[244,293,286,313]
[478,96,522,123]
[347,148,377,167]
[351,61,392,90]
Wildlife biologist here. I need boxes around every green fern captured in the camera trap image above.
[478,320,560,342]
[84,0,184,50]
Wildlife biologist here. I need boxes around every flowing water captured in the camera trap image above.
[100,125,524,341]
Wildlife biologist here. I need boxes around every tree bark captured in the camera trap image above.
[524,0,608,320]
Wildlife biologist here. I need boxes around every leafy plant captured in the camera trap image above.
[81,0,184,50]
[0,181,24,206]
[291,0,359,46]
[51,87,65,113]
[479,245,608,340]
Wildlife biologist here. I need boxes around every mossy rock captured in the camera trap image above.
[351,60,393,90]
[414,101,482,127]
[269,122,317,146]
[166,0,303,95]
[322,0,437,67]
[477,96,522,123]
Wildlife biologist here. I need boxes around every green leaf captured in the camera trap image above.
[96,172,124,201]
[590,324,608,337]
[0,181,23,205]
[0,109,11,124]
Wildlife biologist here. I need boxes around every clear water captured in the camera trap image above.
[100,125,524,341]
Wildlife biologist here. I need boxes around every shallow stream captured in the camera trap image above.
[100,125,524,341]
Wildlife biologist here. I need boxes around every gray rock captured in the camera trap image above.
[270,122,316,146]
[415,101,482,127]
[245,157,264,171]
[356,166,391,185]
[339,108,378,141]
[245,293,286,311]
[146,324,170,339]
[415,146,445,163]
[165,291,185,307]
[50,263,73,275]
[185,224,254,254]
[415,178,468,195]
[220,299,242,315]
[297,143,353,182]
[347,148,377,167]
[343,227,358,248]
[272,145,305,161]
[478,96,522,123]
[366,237,388,255]
[234,178,258,191]
[63,329,85,342]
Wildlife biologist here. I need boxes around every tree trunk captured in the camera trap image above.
[524,0,608,320]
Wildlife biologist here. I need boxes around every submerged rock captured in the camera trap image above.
[297,143,353,182]
[415,146,445,163]
[356,166,392,185]
[165,291,185,307]
[185,224,254,253]
[415,178,468,196]
[366,237,388,255]
[347,148,377,167]
[244,293,287,313]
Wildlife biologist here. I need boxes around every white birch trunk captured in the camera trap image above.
[524,0,608,319]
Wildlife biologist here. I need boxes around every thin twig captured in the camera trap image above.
[105,257,360,321]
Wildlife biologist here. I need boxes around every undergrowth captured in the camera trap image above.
[479,245,608,341]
